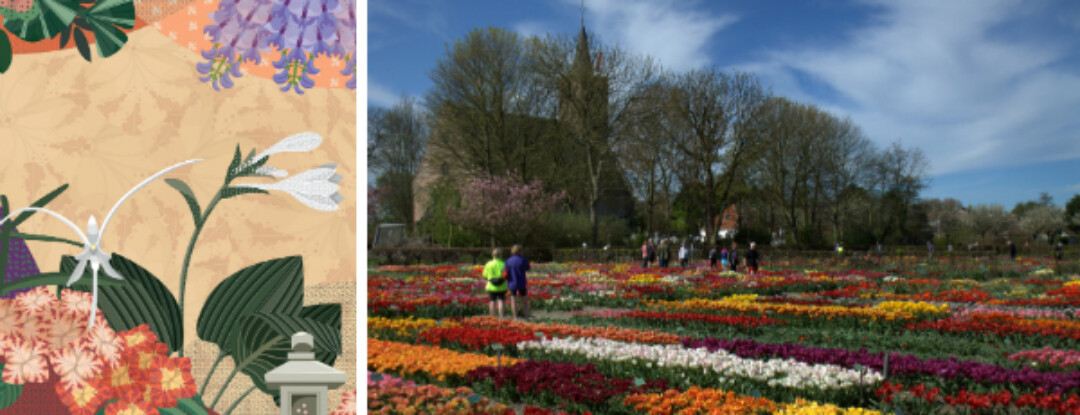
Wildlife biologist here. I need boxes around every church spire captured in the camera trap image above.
[573,1,592,75]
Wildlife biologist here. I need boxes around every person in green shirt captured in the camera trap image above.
[483,248,509,318]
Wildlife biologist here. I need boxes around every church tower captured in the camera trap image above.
[559,15,609,146]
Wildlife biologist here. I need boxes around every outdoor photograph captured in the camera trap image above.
[367,1,1080,414]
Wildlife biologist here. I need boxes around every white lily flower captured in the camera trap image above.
[254,166,289,178]
[235,163,344,211]
[253,132,322,162]
[0,159,202,328]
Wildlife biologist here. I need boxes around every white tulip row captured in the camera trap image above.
[517,337,882,390]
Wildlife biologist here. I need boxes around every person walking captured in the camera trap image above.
[678,243,689,268]
[659,239,671,267]
[709,245,718,268]
[641,240,650,268]
[721,248,729,269]
[1056,241,1065,262]
[1008,241,1017,260]
[729,242,739,273]
[506,245,530,320]
[745,242,760,274]
[483,248,509,319]
[927,241,935,259]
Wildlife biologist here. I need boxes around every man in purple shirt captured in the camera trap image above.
[506,244,531,320]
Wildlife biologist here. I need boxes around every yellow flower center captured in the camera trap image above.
[73,384,98,407]
[90,245,96,251]
[161,367,184,391]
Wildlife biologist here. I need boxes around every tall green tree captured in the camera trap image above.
[666,69,768,246]
[368,95,429,231]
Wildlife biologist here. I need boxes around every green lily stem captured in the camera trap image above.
[199,350,228,396]
[0,196,12,295]
[5,232,83,247]
[221,385,257,415]
[0,272,123,296]
[177,187,225,358]
[209,365,241,410]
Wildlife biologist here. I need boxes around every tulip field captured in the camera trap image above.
[368,256,1080,414]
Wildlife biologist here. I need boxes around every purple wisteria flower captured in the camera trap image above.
[198,0,356,92]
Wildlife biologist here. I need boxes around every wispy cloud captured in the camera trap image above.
[1068,182,1080,192]
[369,0,450,39]
[513,21,551,40]
[569,0,737,72]
[742,0,1080,176]
[367,80,399,108]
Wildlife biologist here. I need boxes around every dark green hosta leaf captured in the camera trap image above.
[84,0,133,58]
[300,303,341,331]
[1,0,77,42]
[0,365,22,409]
[175,395,209,415]
[0,31,11,74]
[62,253,183,353]
[197,256,303,354]
[231,313,340,398]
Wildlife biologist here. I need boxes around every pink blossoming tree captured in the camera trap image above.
[450,173,565,247]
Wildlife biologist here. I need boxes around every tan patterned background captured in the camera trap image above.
[0,28,357,413]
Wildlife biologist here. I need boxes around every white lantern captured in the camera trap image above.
[265,332,348,415]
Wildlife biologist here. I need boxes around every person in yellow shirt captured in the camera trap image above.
[483,248,509,318]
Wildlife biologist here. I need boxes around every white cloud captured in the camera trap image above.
[741,0,1080,175]
[568,0,737,72]
[369,0,450,39]
[513,21,551,40]
[367,80,399,108]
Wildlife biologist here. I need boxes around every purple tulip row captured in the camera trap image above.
[681,337,1080,393]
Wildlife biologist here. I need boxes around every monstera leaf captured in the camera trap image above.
[230,313,341,398]
[0,0,77,42]
[197,256,304,354]
[62,253,183,353]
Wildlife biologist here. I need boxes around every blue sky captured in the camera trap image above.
[367,0,1080,209]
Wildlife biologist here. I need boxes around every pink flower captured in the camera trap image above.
[59,291,94,320]
[14,286,58,316]
[2,337,50,384]
[50,343,105,392]
[44,308,89,351]
[331,390,356,415]
[84,323,124,369]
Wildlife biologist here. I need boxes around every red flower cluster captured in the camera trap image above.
[466,361,670,406]
[618,310,785,328]
[908,313,1080,341]
[909,288,992,302]
[419,327,537,350]
[877,382,1080,414]
[818,283,878,298]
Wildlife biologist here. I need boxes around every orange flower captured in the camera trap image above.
[57,376,110,415]
[104,395,160,415]
[50,343,106,392]
[146,356,196,408]
[119,325,158,350]
[102,360,143,398]
[129,342,169,373]
[2,337,49,384]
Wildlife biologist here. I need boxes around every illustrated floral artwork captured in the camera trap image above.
[0,132,351,414]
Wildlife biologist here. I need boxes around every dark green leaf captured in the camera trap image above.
[197,256,304,355]
[0,365,22,409]
[72,27,91,62]
[94,399,119,415]
[1,0,77,42]
[11,183,69,227]
[233,154,270,178]
[0,31,11,74]
[175,396,209,415]
[85,0,132,58]
[231,313,340,399]
[300,303,341,332]
[165,178,201,224]
[226,145,241,180]
[220,186,269,199]
[72,16,91,31]
[58,25,72,48]
[158,408,185,415]
[62,254,183,353]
